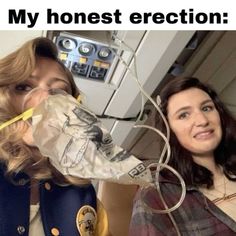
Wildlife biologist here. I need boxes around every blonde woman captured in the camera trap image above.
[0,37,110,236]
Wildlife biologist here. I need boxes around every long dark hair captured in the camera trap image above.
[159,77,236,187]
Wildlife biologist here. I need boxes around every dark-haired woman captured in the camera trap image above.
[129,77,236,235]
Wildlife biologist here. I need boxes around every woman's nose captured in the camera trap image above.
[194,112,209,127]
[23,89,50,110]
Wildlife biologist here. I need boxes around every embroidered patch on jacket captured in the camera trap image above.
[76,205,97,236]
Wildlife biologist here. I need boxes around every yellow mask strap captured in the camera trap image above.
[0,108,34,131]
[77,95,81,103]
[0,95,81,131]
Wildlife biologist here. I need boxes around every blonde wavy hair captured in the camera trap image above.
[0,37,88,185]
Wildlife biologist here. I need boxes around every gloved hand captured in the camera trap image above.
[31,94,152,186]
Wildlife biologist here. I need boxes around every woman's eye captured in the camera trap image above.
[178,112,189,120]
[49,88,69,95]
[58,87,70,93]
[202,105,214,112]
[15,84,33,92]
[51,85,70,94]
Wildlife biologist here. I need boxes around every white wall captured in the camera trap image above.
[0,30,45,58]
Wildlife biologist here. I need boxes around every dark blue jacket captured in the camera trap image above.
[0,165,97,236]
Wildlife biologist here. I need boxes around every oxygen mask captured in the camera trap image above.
[0,87,70,130]
[21,87,68,111]
[0,87,152,185]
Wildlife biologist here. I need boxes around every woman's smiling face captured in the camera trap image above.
[167,87,222,157]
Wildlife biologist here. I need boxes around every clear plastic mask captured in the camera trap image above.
[0,87,70,131]
[21,87,69,111]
